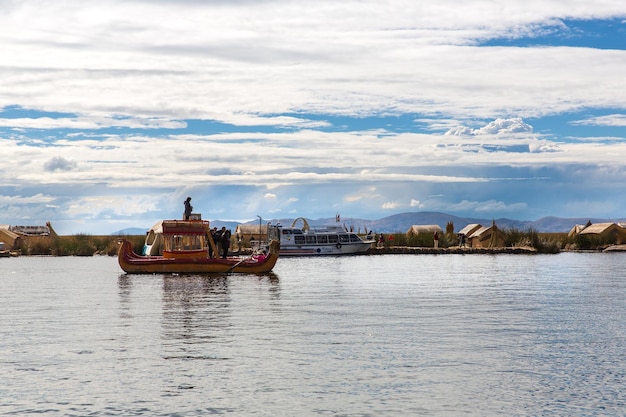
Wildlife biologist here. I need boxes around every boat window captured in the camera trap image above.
[350,234,362,242]
[317,235,328,244]
[165,234,205,251]
[339,234,350,243]
[282,230,292,235]
[328,235,338,243]
[268,227,280,241]
[294,235,305,245]
[305,236,316,244]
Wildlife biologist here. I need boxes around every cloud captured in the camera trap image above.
[66,195,162,218]
[572,114,626,127]
[0,116,186,130]
[529,141,562,153]
[0,193,56,205]
[43,156,77,172]
[382,201,400,210]
[445,118,533,136]
[447,199,528,213]
[1,2,625,233]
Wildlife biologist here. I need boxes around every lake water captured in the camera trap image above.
[1,253,625,416]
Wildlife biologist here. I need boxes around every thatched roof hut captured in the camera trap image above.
[466,222,506,248]
[235,224,269,243]
[406,224,443,236]
[578,222,626,243]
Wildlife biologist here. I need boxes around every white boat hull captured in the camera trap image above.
[279,241,373,256]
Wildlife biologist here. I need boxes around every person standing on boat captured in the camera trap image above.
[208,227,218,258]
[183,197,193,220]
[219,227,231,258]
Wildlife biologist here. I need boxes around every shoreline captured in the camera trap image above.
[366,246,537,255]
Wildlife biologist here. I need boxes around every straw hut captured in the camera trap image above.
[0,225,22,249]
[0,222,57,250]
[466,222,506,248]
[235,224,270,248]
[406,224,443,236]
[568,220,592,237]
[458,223,482,238]
[578,222,626,243]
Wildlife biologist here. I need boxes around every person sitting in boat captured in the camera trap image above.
[252,250,267,263]
[183,197,193,220]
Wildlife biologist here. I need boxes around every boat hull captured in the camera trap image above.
[118,239,279,274]
[279,241,373,256]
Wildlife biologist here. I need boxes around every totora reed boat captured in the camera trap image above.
[118,217,280,274]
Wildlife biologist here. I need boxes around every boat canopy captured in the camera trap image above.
[161,220,210,235]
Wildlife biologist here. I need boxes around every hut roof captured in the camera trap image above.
[458,223,482,236]
[8,225,52,236]
[468,225,490,239]
[568,224,588,237]
[406,225,443,235]
[235,224,269,235]
[579,222,619,235]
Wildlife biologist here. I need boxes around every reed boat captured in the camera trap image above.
[118,218,279,274]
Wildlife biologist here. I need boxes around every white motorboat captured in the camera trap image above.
[268,217,374,256]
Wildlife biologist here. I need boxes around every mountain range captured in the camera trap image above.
[113,211,626,235]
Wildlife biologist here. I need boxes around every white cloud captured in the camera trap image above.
[572,114,626,127]
[66,195,162,218]
[0,193,56,205]
[445,118,533,136]
[382,201,400,210]
[448,199,528,213]
[0,1,625,233]
[1,2,625,123]
[0,116,185,130]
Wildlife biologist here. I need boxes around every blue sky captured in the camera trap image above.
[1,1,625,234]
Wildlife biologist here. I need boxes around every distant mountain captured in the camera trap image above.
[112,212,626,235]
[259,212,625,233]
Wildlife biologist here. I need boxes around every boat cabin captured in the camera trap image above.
[159,219,213,259]
[268,223,365,246]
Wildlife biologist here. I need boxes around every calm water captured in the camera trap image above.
[1,253,625,416]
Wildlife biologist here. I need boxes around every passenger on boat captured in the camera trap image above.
[219,227,231,258]
[209,227,218,257]
[253,250,267,262]
[183,197,193,220]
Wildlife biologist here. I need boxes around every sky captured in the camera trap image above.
[1,0,625,235]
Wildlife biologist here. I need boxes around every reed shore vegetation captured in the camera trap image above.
[12,227,621,256]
